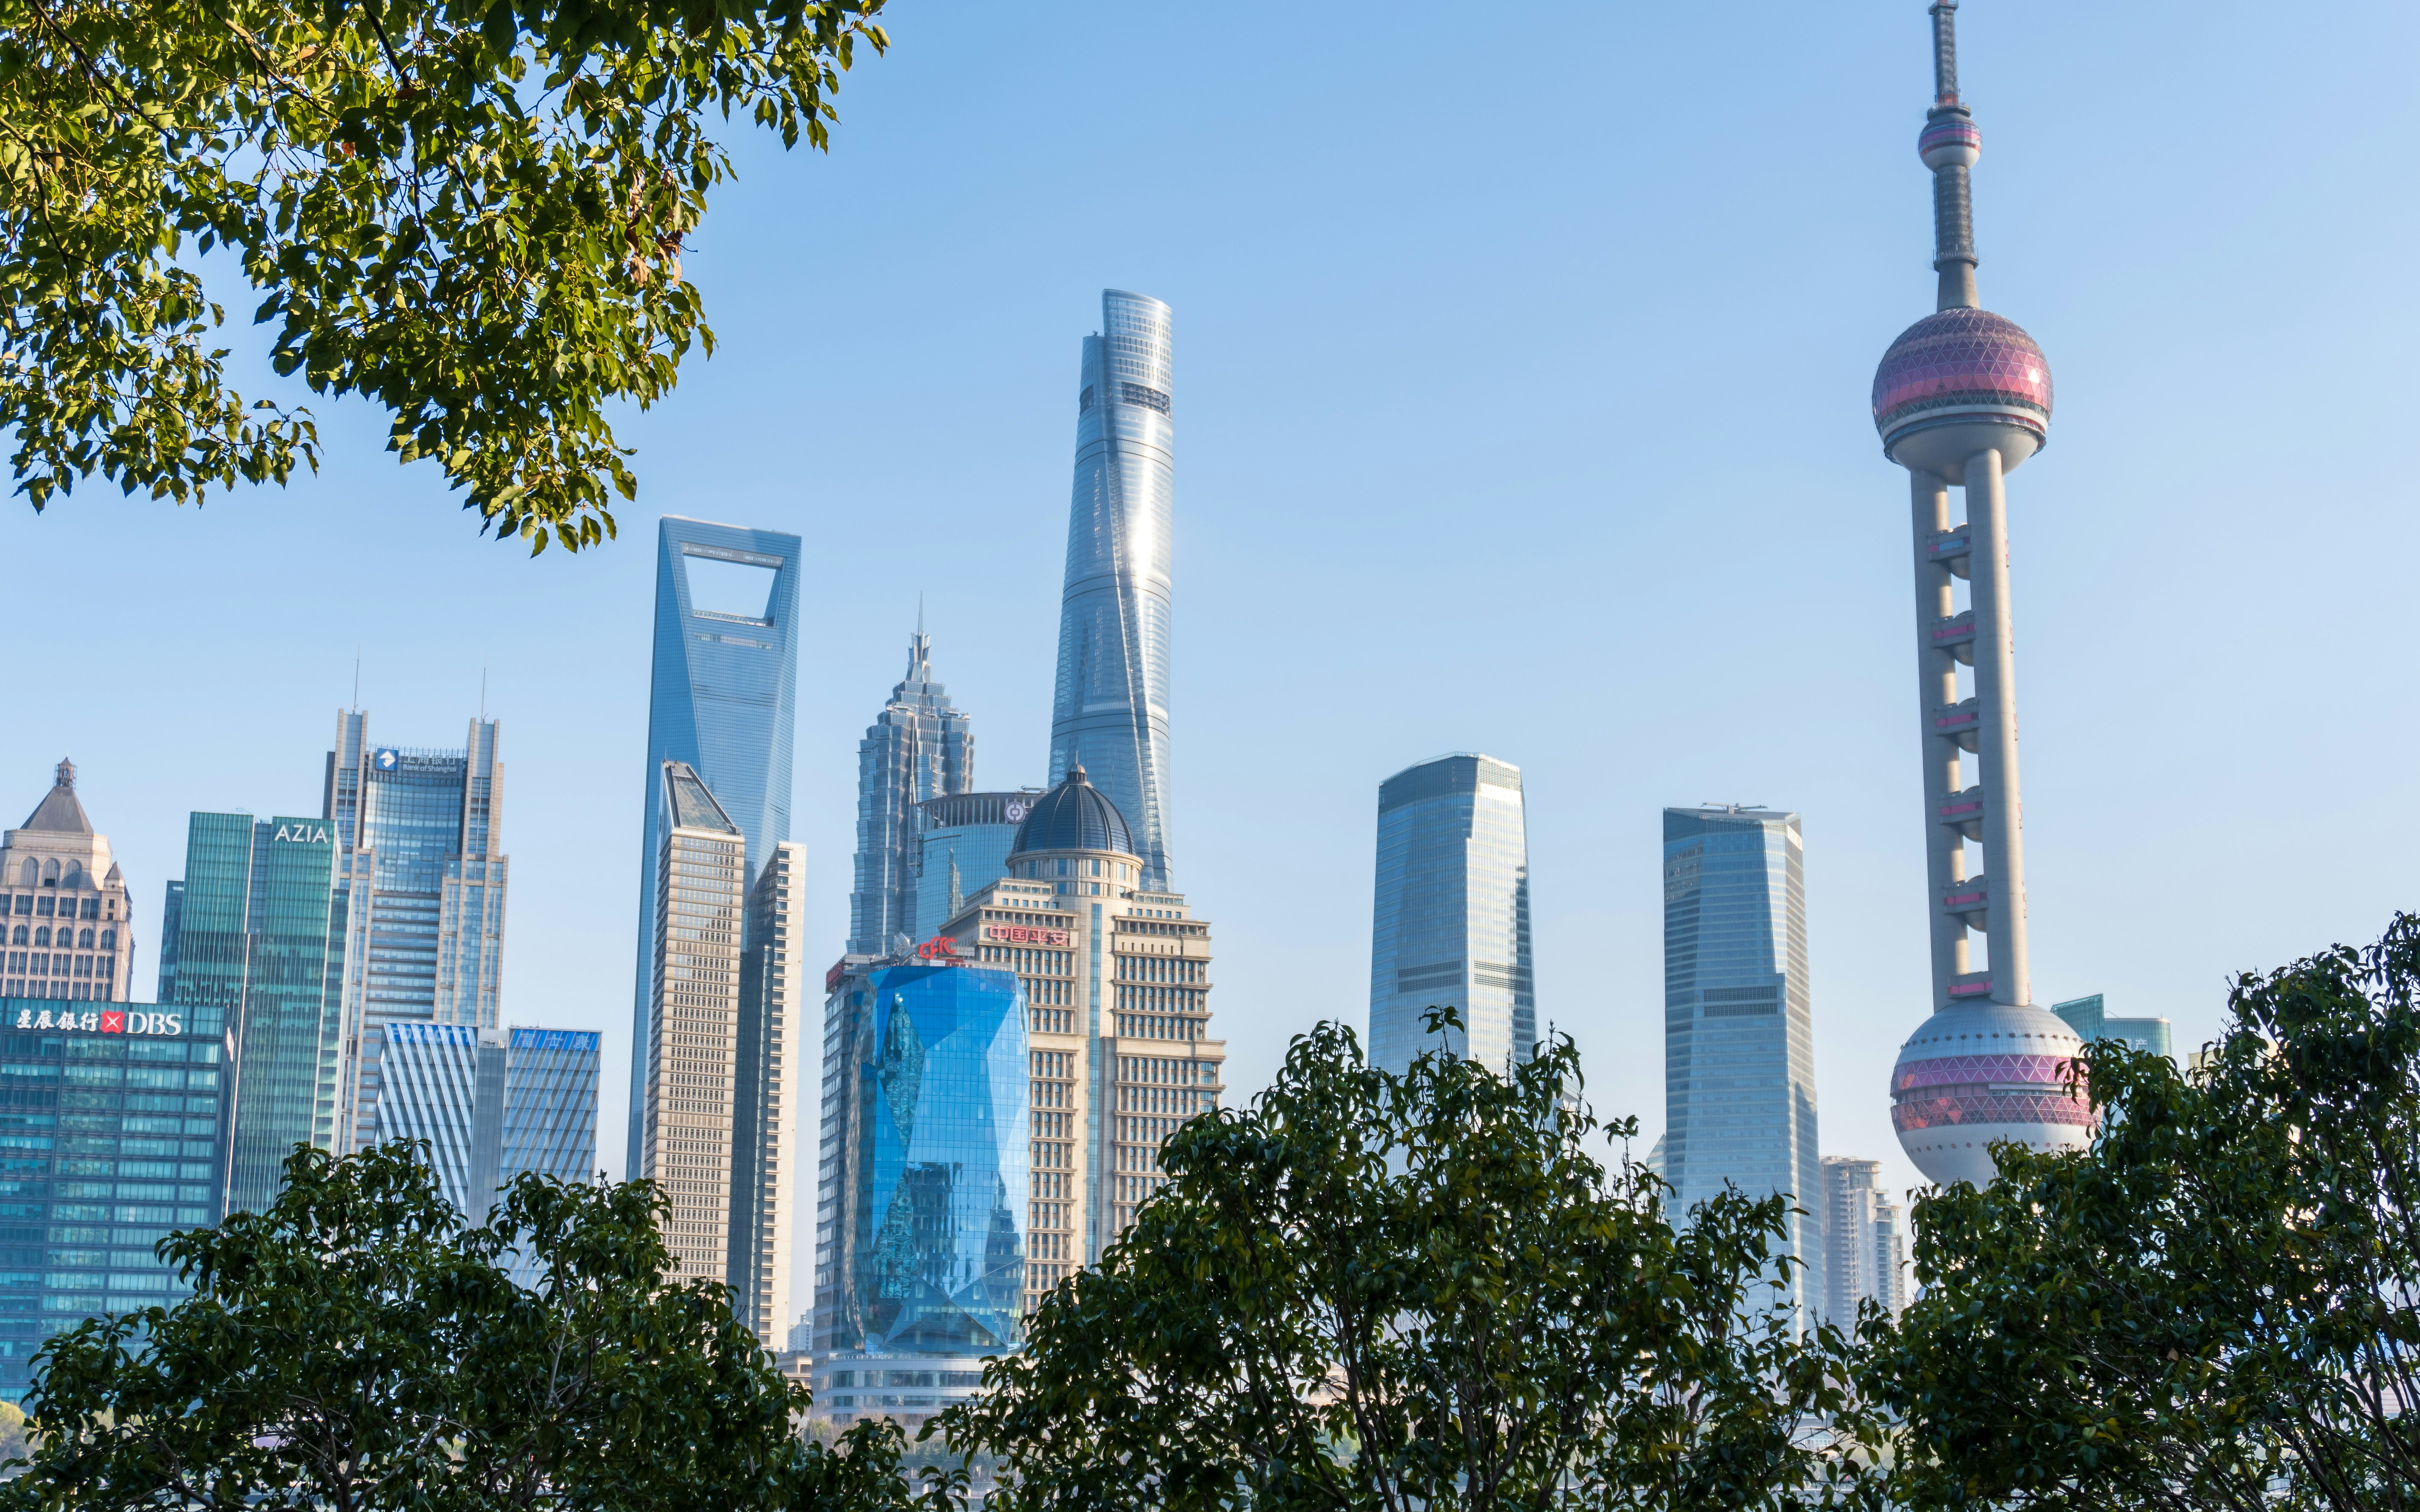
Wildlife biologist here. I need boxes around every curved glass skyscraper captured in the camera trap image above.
[1049,290,1176,889]
[1368,754,1535,1077]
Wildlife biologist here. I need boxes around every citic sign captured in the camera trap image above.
[14,1007,184,1035]
[915,936,963,961]
[985,925,1070,947]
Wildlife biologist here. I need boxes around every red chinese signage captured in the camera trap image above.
[985,925,1070,947]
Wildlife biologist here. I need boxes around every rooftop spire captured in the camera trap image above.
[1919,1,1981,310]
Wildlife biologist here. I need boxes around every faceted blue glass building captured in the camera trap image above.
[1368,754,1535,1078]
[1049,290,1178,890]
[626,516,800,1173]
[1661,805,1822,1321]
[813,961,1026,1422]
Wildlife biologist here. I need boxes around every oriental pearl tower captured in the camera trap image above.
[1877,1,2091,1186]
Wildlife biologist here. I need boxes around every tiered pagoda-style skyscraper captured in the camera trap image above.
[1876,1,2091,1185]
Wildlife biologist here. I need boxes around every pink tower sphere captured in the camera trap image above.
[1872,308,2053,478]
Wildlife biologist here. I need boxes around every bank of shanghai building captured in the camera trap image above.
[0,1001,227,1403]
[811,961,1027,1431]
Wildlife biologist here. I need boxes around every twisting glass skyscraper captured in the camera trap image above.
[627,517,801,1174]
[848,624,974,954]
[1368,755,1535,1077]
[1662,805,1821,1322]
[1049,290,1176,889]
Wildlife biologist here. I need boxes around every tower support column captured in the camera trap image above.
[1964,446,2031,1009]
[1911,470,1967,1007]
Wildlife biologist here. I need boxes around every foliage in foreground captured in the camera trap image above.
[0,0,885,551]
[1877,913,2420,1512]
[941,1011,1882,1512]
[3,1140,950,1512]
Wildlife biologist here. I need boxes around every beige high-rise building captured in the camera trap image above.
[729,839,803,1347]
[640,761,747,1281]
[935,766,1224,1311]
[638,761,801,1345]
[2,760,135,1002]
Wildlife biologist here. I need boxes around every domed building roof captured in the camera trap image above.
[1872,307,2053,447]
[1009,766,1134,858]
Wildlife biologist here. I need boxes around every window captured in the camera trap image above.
[15,861,32,885]
[32,928,47,948]
[78,929,93,949]
[8,927,20,945]
[98,930,113,950]
[1119,382,1171,414]
[80,898,98,919]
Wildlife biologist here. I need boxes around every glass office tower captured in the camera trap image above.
[627,517,801,1174]
[848,626,974,954]
[325,713,510,1155]
[1368,754,1536,1078]
[161,813,348,1214]
[374,1022,599,1222]
[910,792,1034,942]
[1049,290,1178,890]
[1661,805,1822,1322]
[2051,995,2175,1062]
[0,1002,226,1405]
[812,960,1027,1431]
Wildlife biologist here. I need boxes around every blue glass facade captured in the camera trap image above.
[2050,995,2175,1063]
[911,793,1029,941]
[813,961,1026,1421]
[1368,755,1535,1077]
[1049,290,1177,890]
[627,517,801,1173]
[375,1022,597,1222]
[163,814,347,1216]
[1661,806,1822,1321]
[0,1002,227,1405]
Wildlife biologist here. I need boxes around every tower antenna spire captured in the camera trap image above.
[1920,0,1981,310]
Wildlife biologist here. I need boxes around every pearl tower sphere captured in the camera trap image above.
[1877,1,2091,1188]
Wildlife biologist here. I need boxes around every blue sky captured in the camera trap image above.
[6,0,2415,1323]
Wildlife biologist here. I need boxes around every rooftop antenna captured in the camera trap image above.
[480,665,488,722]
[352,650,361,712]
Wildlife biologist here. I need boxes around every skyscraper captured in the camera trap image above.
[1662,804,1822,1321]
[1875,2,2091,1187]
[2,760,135,1002]
[627,517,801,1175]
[637,762,747,1284]
[730,840,804,1346]
[1368,754,1535,1077]
[0,1000,224,1405]
[374,1021,599,1223]
[1049,290,1177,890]
[2050,995,2175,1063]
[847,626,974,955]
[1820,1157,1908,1326]
[325,713,510,1154]
[810,958,1028,1433]
[163,812,348,1214]
[910,791,1038,942]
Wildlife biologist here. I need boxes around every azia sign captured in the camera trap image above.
[13,1007,184,1035]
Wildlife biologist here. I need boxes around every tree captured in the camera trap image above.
[1874,914,2420,1512]
[939,1011,1881,1512]
[0,0,885,551]
[3,1139,952,1511]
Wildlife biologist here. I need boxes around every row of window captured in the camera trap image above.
[9,927,112,949]
[5,894,107,919]
[5,952,112,977]
[10,861,109,890]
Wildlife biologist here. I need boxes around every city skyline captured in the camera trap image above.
[2,0,2409,1325]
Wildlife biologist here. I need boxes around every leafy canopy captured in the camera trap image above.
[4,1139,952,1512]
[1874,913,2420,1512]
[940,1010,1883,1512]
[0,0,885,551]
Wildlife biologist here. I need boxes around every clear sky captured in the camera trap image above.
[6,0,2416,1329]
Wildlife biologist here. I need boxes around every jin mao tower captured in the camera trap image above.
[1875,2,2089,1185]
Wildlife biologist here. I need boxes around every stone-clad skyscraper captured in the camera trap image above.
[1874,2,2090,1186]
[1049,290,1177,890]
[627,517,801,1175]
[1,760,135,1002]
[847,624,974,954]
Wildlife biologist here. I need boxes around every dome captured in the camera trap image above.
[1009,766,1134,858]
[1891,999,2093,1187]
[1872,308,2053,477]
[1917,115,1980,170]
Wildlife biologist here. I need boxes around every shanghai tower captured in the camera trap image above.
[1049,290,1176,889]
[1876,2,2089,1186]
